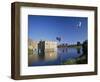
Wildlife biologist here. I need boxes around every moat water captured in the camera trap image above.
[28,47,83,66]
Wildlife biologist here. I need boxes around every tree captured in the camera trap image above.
[77,41,81,54]
[77,41,81,46]
[82,40,88,55]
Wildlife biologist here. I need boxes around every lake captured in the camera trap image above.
[28,47,83,66]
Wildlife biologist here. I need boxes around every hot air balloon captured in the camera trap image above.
[56,37,61,42]
[77,21,82,28]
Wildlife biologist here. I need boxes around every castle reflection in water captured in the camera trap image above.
[28,39,58,66]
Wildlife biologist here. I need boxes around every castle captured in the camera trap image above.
[28,39,58,60]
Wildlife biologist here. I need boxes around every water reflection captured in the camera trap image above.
[45,51,57,61]
[28,50,57,66]
[28,47,82,66]
[77,48,81,54]
[61,48,68,53]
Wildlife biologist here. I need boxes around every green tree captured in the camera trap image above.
[77,41,81,46]
[82,40,88,55]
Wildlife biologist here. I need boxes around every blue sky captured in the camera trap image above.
[28,15,87,44]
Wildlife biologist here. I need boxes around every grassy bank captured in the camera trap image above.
[62,54,87,65]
